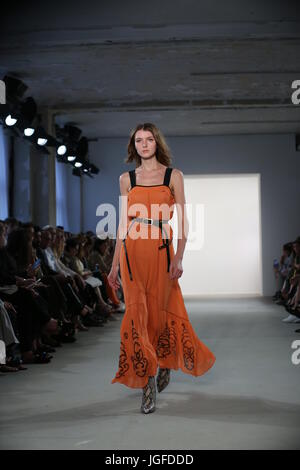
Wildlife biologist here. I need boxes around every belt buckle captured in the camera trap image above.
[145,218,153,225]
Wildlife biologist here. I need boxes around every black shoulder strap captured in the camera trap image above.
[163,167,173,187]
[129,169,136,188]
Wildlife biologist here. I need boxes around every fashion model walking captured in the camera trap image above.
[108,123,216,414]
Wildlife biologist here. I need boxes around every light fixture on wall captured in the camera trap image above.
[20,97,37,137]
[1,76,27,130]
[5,114,18,126]
[1,77,100,180]
[55,123,99,177]
[57,144,67,155]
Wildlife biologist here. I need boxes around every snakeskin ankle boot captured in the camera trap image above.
[156,368,170,393]
[141,376,156,414]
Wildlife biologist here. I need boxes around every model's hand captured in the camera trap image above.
[169,256,183,280]
[108,266,120,290]
[82,270,93,278]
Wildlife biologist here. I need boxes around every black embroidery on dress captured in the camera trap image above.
[156,320,177,359]
[115,341,130,378]
[124,332,128,340]
[130,319,148,377]
[181,323,195,370]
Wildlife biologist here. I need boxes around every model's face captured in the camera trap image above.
[35,231,41,246]
[70,245,79,256]
[134,130,156,159]
[50,230,56,245]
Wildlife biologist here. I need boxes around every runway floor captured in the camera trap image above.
[1,297,300,450]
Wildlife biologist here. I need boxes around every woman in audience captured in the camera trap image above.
[88,237,125,313]
[38,227,104,331]
[0,297,27,372]
[273,242,294,299]
[0,217,128,373]
[274,236,300,324]
[63,237,118,321]
[0,225,57,364]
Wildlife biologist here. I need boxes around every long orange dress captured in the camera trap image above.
[111,167,216,389]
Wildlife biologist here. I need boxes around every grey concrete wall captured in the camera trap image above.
[29,145,50,228]
[65,167,81,234]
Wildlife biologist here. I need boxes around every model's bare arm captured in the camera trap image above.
[108,174,130,287]
[169,169,189,279]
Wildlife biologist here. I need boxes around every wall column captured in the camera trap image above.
[30,109,56,227]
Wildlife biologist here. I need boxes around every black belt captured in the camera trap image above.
[122,217,172,281]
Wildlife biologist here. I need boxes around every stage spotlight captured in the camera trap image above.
[57,144,67,155]
[34,126,49,146]
[38,137,47,146]
[5,114,18,126]
[55,124,82,161]
[19,97,37,135]
[24,127,35,137]
[76,136,88,160]
[54,123,99,178]
[89,163,99,175]
[83,167,93,178]
[33,126,58,148]
[20,97,37,123]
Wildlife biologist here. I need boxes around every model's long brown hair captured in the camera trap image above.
[125,123,172,167]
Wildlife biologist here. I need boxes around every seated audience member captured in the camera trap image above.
[88,237,125,313]
[62,237,118,321]
[0,225,57,364]
[273,242,294,298]
[37,227,106,329]
[274,236,300,326]
[0,298,27,372]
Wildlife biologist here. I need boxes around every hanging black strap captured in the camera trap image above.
[129,169,136,189]
[158,220,172,273]
[160,166,173,273]
[122,218,136,281]
[163,167,173,187]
